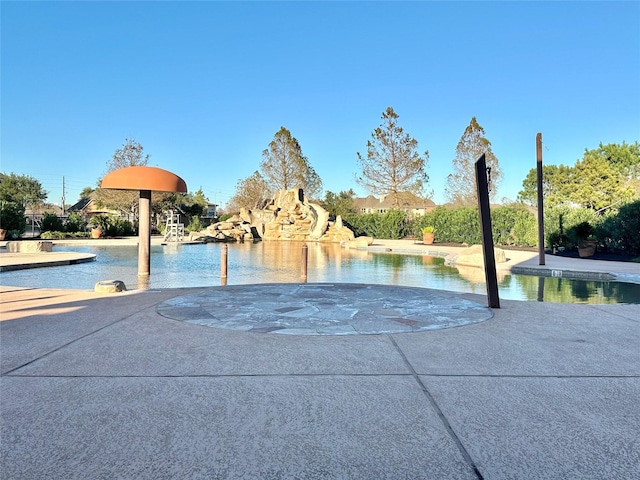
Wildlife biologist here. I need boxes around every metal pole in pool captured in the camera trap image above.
[221,244,228,285]
[301,243,308,282]
[138,190,151,277]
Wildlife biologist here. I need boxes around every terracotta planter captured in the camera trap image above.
[422,232,435,245]
[0,229,6,241]
[578,241,596,258]
[91,228,103,239]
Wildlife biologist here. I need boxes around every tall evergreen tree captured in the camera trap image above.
[356,107,429,208]
[260,127,323,200]
[445,117,502,206]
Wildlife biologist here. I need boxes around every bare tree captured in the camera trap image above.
[356,107,430,208]
[105,138,150,173]
[226,171,271,213]
[96,138,151,214]
[445,117,502,206]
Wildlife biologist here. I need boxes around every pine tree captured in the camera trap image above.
[260,127,322,200]
[446,117,501,206]
[356,107,430,208]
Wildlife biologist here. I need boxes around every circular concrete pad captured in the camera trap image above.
[157,283,493,335]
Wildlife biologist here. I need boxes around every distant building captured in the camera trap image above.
[67,192,121,223]
[353,192,437,216]
[202,202,218,220]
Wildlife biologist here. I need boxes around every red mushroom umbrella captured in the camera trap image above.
[101,166,187,277]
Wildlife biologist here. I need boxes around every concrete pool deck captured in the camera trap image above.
[1,239,640,478]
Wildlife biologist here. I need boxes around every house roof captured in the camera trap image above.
[354,192,436,210]
[67,192,117,215]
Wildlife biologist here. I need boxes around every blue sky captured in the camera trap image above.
[2,1,639,209]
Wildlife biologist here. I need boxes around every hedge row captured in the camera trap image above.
[342,200,640,256]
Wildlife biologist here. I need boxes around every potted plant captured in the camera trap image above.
[422,226,436,245]
[89,215,109,239]
[569,221,597,258]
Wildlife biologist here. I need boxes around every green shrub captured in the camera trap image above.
[40,231,66,239]
[187,217,204,232]
[65,212,86,233]
[565,221,594,247]
[344,210,410,239]
[41,212,64,232]
[597,200,640,256]
[105,218,135,237]
[511,208,538,246]
[425,207,480,244]
[0,202,26,233]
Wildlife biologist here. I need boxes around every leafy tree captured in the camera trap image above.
[518,141,638,211]
[260,127,323,199]
[445,117,502,206]
[571,153,634,211]
[192,188,209,208]
[0,202,26,233]
[79,186,95,200]
[356,107,429,208]
[321,189,356,220]
[517,164,573,207]
[584,141,640,197]
[227,171,271,213]
[0,172,48,206]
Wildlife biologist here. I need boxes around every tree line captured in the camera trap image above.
[227,107,503,211]
[1,109,638,246]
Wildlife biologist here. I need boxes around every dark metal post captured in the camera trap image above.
[536,133,546,265]
[475,154,500,308]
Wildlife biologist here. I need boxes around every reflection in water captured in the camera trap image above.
[2,241,639,304]
[512,273,640,305]
[537,276,545,302]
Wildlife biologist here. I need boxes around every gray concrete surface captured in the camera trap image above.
[1,241,640,479]
[2,282,639,479]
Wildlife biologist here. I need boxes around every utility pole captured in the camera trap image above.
[62,176,66,215]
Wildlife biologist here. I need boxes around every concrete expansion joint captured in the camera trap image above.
[387,335,485,479]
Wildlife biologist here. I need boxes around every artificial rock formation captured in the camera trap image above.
[191,188,355,244]
[444,244,507,268]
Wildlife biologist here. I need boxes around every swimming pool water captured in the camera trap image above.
[2,241,639,304]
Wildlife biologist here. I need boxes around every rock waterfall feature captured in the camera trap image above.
[192,188,356,243]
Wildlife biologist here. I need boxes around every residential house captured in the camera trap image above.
[353,192,437,216]
[67,191,121,224]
